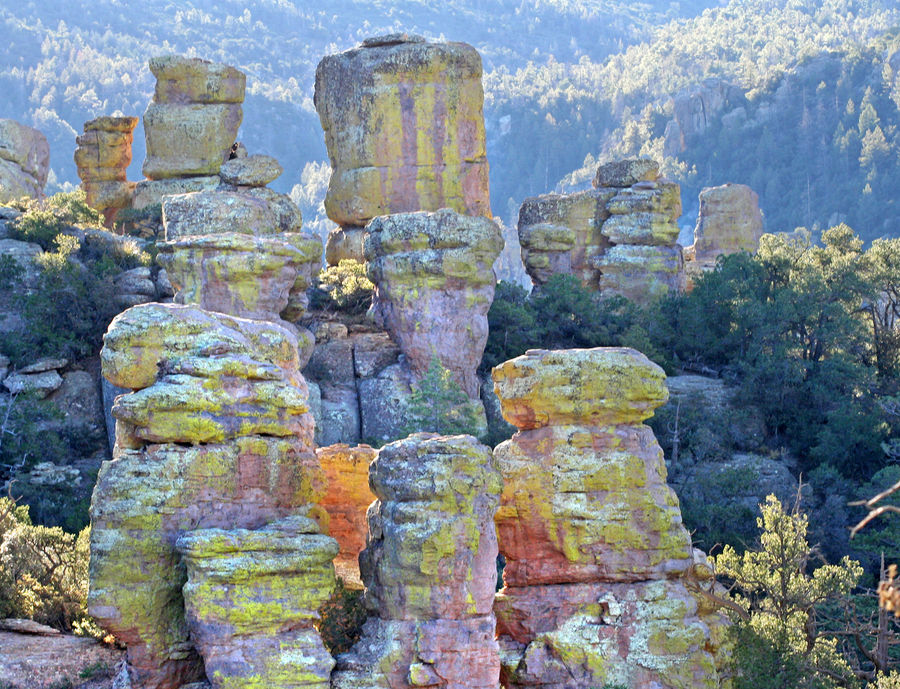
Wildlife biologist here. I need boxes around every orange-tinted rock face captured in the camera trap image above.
[491,348,726,688]
[315,35,490,229]
[316,443,377,586]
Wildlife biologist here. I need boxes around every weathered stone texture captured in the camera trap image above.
[315,36,490,227]
[366,208,502,398]
[161,191,279,240]
[491,348,726,689]
[142,56,245,180]
[75,116,138,221]
[333,433,502,689]
[0,119,50,202]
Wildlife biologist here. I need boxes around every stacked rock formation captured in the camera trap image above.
[133,56,245,210]
[74,116,138,225]
[0,119,49,202]
[492,348,727,688]
[332,433,502,689]
[90,303,336,688]
[684,183,764,287]
[366,208,503,399]
[315,34,491,265]
[518,159,685,303]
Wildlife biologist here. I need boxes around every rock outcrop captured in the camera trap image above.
[332,432,502,689]
[90,304,326,689]
[518,159,685,303]
[177,516,338,689]
[366,208,503,398]
[315,34,490,264]
[684,183,764,286]
[664,78,745,156]
[74,116,138,225]
[492,347,727,688]
[0,119,49,202]
[142,56,245,180]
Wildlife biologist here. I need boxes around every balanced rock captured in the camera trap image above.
[0,119,50,202]
[74,116,138,223]
[177,517,338,689]
[162,191,278,240]
[316,443,377,585]
[333,433,501,689]
[142,56,245,180]
[366,209,503,398]
[492,347,726,688]
[593,158,659,188]
[219,154,282,186]
[685,183,764,285]
[315,36,490,227]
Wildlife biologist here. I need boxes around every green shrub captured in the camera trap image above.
[399,355,484,440]
[8,189,101,250]
[317,578,367,655]
[311,259,374,316]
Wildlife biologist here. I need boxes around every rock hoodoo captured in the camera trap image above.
[518,159,685,303]
[684,183,764,286]
[492,347,727,688]
[74,116,138,225]
[332,432,502,689]
[366,208,503,399]
[315,34,491,264]
[0,119,50,202]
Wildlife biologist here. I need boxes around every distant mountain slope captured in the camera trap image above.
[0,0,720,198]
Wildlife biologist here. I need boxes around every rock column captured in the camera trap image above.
[74,116,138,225]
[332,433,502,689]
[365,208,502,399]
[315,34,491,265]
[491,348,727,688]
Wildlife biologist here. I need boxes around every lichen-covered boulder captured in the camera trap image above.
[132,176,220,211]
[89,436,324,689]
[316,443,377,585]
[0,119,50,202]
[366,209,502,398]
[75,116,139,223]
[176,517,338,689]
[593,158,659,188]
[158,232,321,323]
[685,183,764,285]
[601,180,681,246]
[219,154,282,187]
[142,56,245,180]
[162,191,279,240]
[315,35,490,227]
[332,432,501,689]
[491,347,725,689]
[325,226,367,265]
[100,303,302,390]
[517,190,612,289]
[595,244,685,303]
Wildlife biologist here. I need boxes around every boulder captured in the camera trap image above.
[315,36,490,226]
[325,226,367,266]
[595,244,685,303]
[176,518,338,689]
[366,209,502,398]
[131,176,220,211]
[0,238,42,287]
[219,154,282,186]
[243,186,303,233]
[3,370,63,398]
[162,191,278,240]
[593,158,659,188]
[150,55,246,105]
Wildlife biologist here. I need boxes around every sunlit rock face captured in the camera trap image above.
[74,116,138,225]
[315,34,491,265]
[491,347,728,689]
[332,432,502,689]
[0,119,49,202]
[142,56,245,180]
[518,158,686,304]
[365,208,502,399]
[684,182,764,287]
